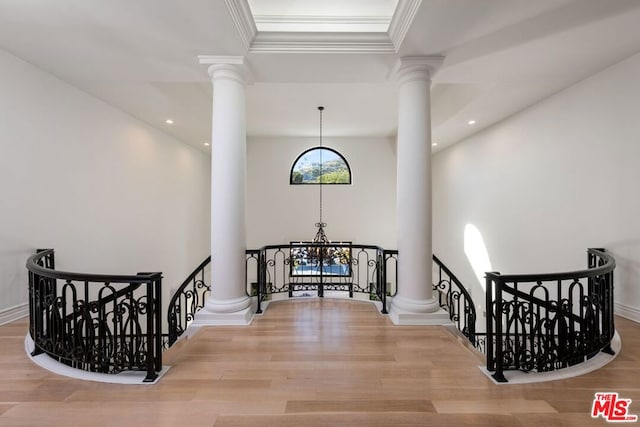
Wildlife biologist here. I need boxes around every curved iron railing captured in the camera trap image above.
[166,252,262,347]
[26,249,163,382]
[485,248,615,382]
[166,256,211,348]
[432,255,478,348]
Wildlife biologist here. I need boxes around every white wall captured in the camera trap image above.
[0,49,211,320]
[433,52,640,322]
[247,137,397,249]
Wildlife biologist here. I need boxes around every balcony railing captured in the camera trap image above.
[253,243,397,314]
[27,249,163,382]
[165,246,480,351]
[166,256,210,348]
[485,248,616,382]
[28,243,614,385]
[166,244,397,344]
[164,245,616,384]
[432,255,478,349]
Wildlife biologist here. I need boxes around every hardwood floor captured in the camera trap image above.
[1,299,639,426]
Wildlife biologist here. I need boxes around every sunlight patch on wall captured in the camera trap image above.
[464,224,492,292]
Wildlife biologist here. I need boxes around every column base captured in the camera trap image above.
[388,295,452,325]
[388,307,451,325]
[205,295,253,313]
[189,297,255,330]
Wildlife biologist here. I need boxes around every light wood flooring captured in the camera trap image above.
[1,299,639,426]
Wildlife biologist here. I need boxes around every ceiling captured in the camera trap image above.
[1,0,640,153]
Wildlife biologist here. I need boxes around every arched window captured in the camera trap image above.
[290,147,351,185]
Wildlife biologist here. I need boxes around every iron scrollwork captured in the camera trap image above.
[27,249,163,382]
[485,248,616,382]
[254,243,395,314]
[432,255,479,350]
[167,256,211,347]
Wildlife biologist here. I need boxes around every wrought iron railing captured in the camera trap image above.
[163,245,615,384]
[165,250,268,347]
[485,248,615,382]
[27,249,163,382]
[432,255,478,349]
[166,256,211,348]
[384,250,398,300]
[246,249,260,298]
[254,243,397,314]
[165,246,396,345]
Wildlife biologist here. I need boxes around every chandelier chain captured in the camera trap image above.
[319,106,323,227]
[313,106,328,245]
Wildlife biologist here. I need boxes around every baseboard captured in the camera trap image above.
[0,303,29,326]
[615,302,640,323]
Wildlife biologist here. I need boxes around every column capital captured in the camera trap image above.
[198,55,253,85]
[391,55,445,84]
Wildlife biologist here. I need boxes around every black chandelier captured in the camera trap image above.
[313,106,329,245]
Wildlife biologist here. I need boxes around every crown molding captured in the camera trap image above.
[250,32,395,53]
[224,0,257,51]
[253,15,392,25]
[224,0,421,54]
[388,0,422,51]
[253,15,391,32]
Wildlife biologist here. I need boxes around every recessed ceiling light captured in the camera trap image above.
[203,142,210,147]
[165,119,174,124]
[468,120,476,125]
[432,142,438,147]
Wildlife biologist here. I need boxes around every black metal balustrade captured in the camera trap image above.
[165,246,614,384]
[165,248,476,352]
[246,249,260,298]
[165,250,258,347]
[26,249,163,382]
[166,256,211,348]
[254,243,397,314]
[383,250,398,301]
[432,255,479,349]
[485,248,616,382]
[164,250,261,347]
[165,246,396,345]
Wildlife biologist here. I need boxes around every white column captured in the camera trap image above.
[390,56,449,325]
[194,56,254,326]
